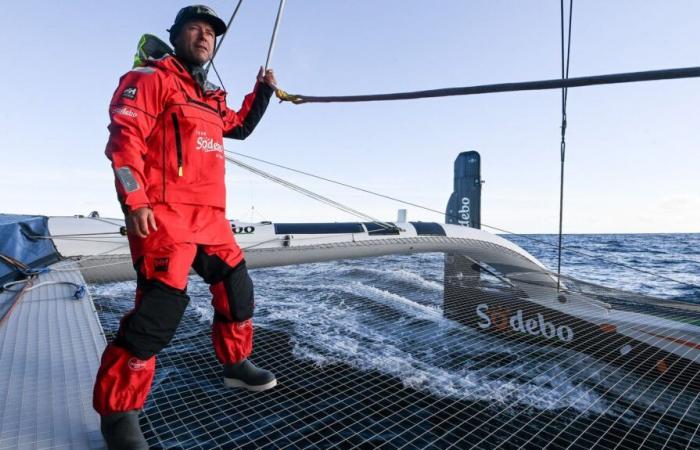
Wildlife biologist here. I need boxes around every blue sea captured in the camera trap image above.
[92,233,700,449]
[507,233,700,302]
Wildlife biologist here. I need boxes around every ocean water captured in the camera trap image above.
[506,233,700,303]
[91,233,700,449]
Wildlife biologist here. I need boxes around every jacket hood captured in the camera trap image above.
[133,34,222,93]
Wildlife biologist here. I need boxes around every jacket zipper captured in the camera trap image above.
[171,113,183,177]
[162,115,166,200]
[186,96,219,114]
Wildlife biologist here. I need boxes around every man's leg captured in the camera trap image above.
[193,242,276,391]
[93,242,196,446]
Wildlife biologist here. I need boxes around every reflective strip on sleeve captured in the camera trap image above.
[116,167,140,193]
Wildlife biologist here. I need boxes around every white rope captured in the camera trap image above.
[3,280,83,295]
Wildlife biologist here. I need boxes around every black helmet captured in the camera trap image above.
[168,5,227,46]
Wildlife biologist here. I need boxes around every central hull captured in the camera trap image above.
[445,253,700,392]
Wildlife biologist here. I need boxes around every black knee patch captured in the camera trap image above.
[222,262,254,322]
[192,250,255,323]
[116,280,190,359]
[192,247,230,285]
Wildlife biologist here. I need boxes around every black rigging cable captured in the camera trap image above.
[205,0,244,75]
[210,61,227,92]
[556,0,574,290]
[204,0,244,90]
[275,66,700,104]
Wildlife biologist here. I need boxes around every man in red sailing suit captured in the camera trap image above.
[93,5,277,448]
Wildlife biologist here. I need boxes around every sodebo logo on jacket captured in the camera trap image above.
[195,130,224,154]
[196,136,224,153]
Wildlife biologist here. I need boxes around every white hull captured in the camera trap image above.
[46,215,700,385]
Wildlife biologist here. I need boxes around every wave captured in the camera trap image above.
[346,267,444,292]
[244,277,609,414]
[333,281,444,323]
[291,324,608,414]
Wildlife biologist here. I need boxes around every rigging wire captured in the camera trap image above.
[204,0,245,91]
[225,154,396,230]
[556,0,574,290]
[204,0,244,76]
[225,150,700,291]
[225,149,434,211]
[210,61,227,92]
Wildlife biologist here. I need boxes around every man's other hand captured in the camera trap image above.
[257,66,277,88]
[127,207,157,238]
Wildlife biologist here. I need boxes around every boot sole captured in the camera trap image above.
[223,377,277,392]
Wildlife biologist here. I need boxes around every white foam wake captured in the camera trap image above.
[356,267,444,292]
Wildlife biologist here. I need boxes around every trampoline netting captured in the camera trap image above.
[88,247,699,449]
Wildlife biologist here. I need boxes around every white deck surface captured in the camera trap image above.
[0,261,106,449]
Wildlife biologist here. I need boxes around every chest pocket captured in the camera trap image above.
[170,101,226,184]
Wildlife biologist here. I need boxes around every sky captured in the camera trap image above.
[0,0,698,233]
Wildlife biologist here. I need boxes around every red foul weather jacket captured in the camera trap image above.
[105,54,273,225]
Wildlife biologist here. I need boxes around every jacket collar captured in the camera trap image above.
[149,55,224,97]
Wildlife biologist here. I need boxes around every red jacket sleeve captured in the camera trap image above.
[104,67,164,212]
[223,81,274,140]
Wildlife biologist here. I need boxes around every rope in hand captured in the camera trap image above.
[270,2,700,103]
[275,66,700,104]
